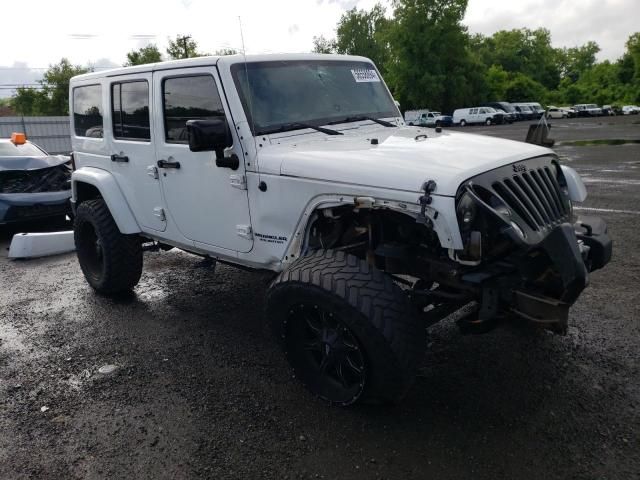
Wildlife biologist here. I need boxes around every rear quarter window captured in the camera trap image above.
[73,85,103,138]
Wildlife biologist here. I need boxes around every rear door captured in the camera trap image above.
[152,67,253,252]
[107,74,166,231]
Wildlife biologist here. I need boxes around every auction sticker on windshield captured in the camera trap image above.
[351,69,380,83]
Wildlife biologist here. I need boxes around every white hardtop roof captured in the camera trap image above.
[71,53,373,82]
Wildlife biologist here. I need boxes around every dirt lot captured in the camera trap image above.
[1,115,639,480]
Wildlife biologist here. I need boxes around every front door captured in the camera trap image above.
[108,73,166,231]
[153,68,253,253]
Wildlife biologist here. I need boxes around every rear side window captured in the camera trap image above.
[112,81,150,141]
[162,75,225,143]
[73,85,103,138]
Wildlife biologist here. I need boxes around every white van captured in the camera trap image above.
[452,107,499,126]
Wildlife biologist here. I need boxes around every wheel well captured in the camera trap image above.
[303,205,442,279]
[75,182,102,205]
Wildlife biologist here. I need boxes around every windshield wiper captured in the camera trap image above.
[328,116,397,127]
[264,122,343,136]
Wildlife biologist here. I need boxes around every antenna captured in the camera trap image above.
[238,16,259,175]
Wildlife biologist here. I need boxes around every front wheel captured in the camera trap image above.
[74,199,143,294]
[266,250,426,406]
[485,118,492,126]
[459,119,467,127]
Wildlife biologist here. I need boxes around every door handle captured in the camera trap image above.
[111,154,129,162]
[157,159,181,169]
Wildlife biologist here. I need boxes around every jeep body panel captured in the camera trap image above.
[71,167,140,234]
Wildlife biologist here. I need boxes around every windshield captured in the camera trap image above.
[0,141,46,156]
[231,60,399,135]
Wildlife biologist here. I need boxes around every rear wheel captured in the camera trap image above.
[74,199,142,294]
[266,250,425,406]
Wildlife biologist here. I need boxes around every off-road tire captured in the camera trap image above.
[266,250,426,405]
[74,199,142,294]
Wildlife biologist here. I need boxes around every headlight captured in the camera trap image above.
[456,192,477,228]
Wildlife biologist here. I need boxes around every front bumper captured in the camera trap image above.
[461,215,612,333]
[0,191,71,224]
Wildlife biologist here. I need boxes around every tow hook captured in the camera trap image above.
[417,180,437,225]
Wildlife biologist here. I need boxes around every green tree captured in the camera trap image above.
[125,44,162,66]
[166,35,208,59]
[12,59,87,115]
[504,73,546,102]
[334,4,391,73]
[485,64,509,100]
[386,0,474,112]
[312,35,336,54]
[559,41,600,81]
[12,87,46,115]
[40,59,88,115]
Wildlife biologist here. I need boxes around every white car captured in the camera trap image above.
[69,54,612,406]
[573,104,603,117]
[546,106,568,119]
[622,105,639,115]
[452,106,501,126]
[404,109,449,127]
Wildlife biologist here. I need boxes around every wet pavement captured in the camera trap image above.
[1,115,639,479]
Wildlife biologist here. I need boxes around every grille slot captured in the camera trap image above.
[492,165,569,231]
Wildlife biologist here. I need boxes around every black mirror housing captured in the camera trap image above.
[186,118,232,153]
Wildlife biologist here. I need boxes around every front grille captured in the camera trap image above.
[464,156,572,246]
[492,165,569,231]
[0,165,71,194]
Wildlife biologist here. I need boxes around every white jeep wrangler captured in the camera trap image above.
[69,54,612,406]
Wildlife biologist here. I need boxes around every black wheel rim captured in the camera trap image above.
[285,303,366,405]
[77,221,104,282]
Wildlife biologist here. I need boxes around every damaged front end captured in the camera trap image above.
[0,155,72,224]
[451,155,612,333]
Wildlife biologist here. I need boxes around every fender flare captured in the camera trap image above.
[71,167,141,234]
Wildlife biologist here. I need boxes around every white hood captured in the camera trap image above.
[257,127,553,196]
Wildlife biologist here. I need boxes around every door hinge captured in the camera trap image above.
[153,207,166,222]
[230,174,247,190]
[147,165,159,179]
[236,224,253,239]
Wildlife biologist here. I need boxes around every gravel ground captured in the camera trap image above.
[1,116,639,479]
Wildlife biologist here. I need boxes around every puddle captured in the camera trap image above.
[558,139,640,147]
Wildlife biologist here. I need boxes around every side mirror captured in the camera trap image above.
[186,118,232,154]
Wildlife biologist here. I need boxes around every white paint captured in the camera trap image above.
[561,165,587,202]
[8,231,75,259]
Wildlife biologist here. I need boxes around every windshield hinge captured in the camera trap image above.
[230,174,247,190]
[416,180,436,225]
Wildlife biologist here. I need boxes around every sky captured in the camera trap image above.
[0,0,637,97]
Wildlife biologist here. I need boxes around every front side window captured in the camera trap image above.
[73,85,103,138]
[231,60,398,136]
[162,75,225,143]
[112,81,150,141]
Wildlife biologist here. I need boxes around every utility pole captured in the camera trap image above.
[179,35,191,58]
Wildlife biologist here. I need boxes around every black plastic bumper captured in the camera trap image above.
[461,216,612,333]
[575,215,612,271]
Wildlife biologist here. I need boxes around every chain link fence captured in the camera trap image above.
[0,116,71,154]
